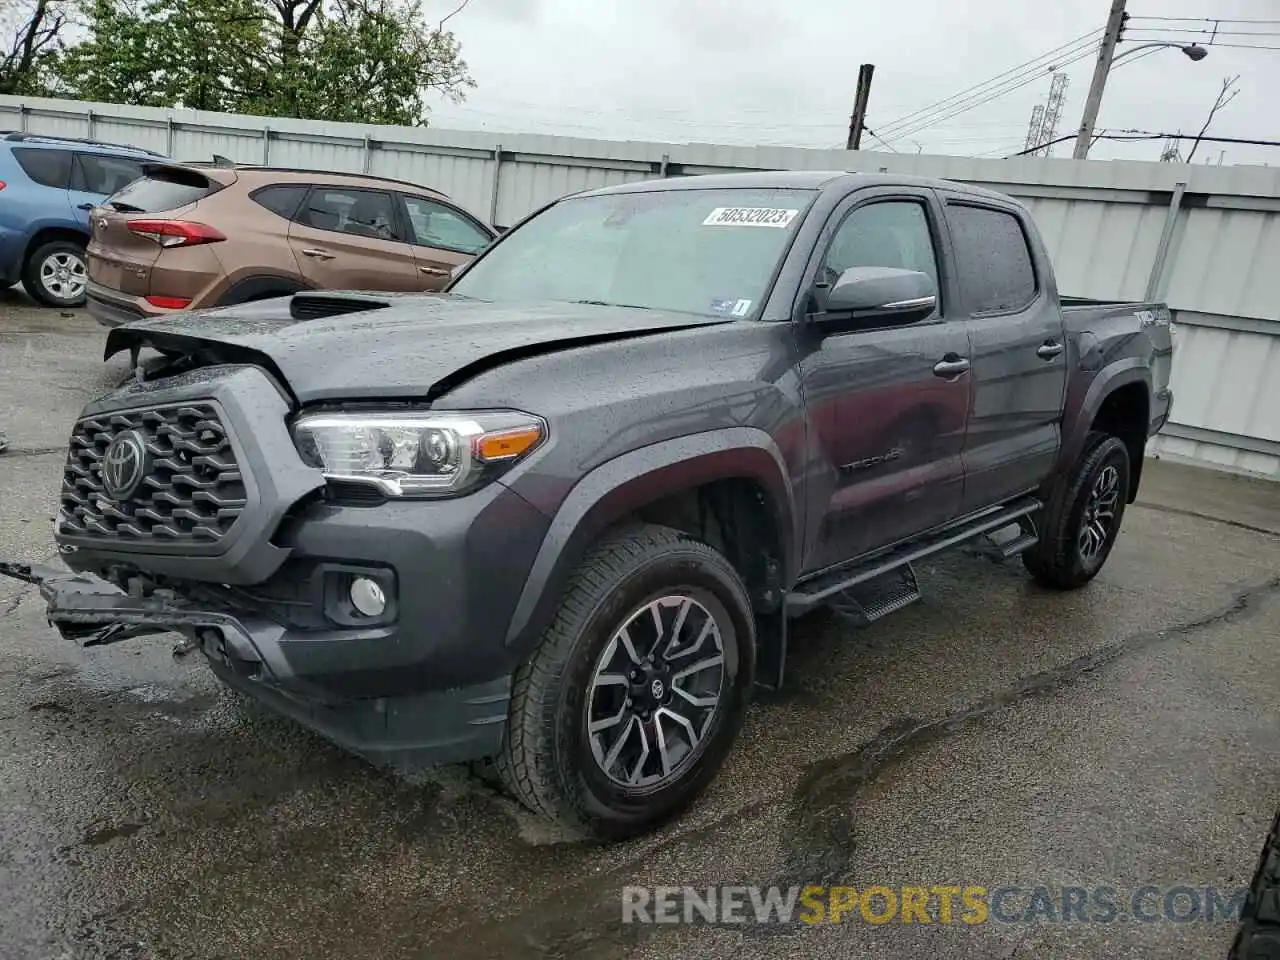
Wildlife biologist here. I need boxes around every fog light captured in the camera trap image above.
[349,577,387,617]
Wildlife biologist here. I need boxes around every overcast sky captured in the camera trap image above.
[424,0,1280,166]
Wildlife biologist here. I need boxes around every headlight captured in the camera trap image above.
[292,409,546,497]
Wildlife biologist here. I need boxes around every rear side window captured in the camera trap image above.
[106,169,218,212]
[13,148,72,188]
[299,187,399,241]
[947,204,1038,313]
[71,153,145,196]
[251,184,308,221]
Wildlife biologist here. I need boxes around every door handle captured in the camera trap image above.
[419,265,450,276]
[300,248,335,260]
[77,202,95,211]
[933,355,971,378]
[1037,340,1064,360]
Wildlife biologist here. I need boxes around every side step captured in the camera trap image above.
[787,497,1042,615]
[829,564,921,625]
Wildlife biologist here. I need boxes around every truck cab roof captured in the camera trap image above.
[578,169,1024,207]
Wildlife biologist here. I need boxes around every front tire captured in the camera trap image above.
[22,240,88,307]
[1023,432,1131,590]
[496,524,755,839]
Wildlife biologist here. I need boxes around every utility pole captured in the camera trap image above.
[847,64,875,150]
[1072,0,1128,160]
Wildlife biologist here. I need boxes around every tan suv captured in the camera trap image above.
[85,163,497,326]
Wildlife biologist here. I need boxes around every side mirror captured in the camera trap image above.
[813,266,937,330]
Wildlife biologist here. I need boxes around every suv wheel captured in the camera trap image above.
[1023,431,1131,590]
[495,524,754,839]
[23,240,88,307]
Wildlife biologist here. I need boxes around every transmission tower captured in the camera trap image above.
[1023,104,1046,154]
[1021,72,1070,157]
[1039,73,1070,156]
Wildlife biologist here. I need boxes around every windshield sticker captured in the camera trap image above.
[709,298,754,316]
[702,207,799,228]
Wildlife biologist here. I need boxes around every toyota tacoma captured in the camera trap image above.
[1,171,1173,839]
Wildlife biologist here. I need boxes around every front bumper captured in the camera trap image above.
[0,561,513,768]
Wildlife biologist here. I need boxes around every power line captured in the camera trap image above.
[881,45,1099,143]
[1126,27,1280,37]
[862,128,900,153]
[873,29,1102,137]
[1198,42,1280,51]
[1007,130,1280,157]
[1128,17,1280,25]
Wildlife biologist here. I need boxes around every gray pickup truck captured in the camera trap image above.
[2,171,1173,839]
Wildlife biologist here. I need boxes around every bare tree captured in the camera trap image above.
[0,0,72,95]
[1185,75,1241,164]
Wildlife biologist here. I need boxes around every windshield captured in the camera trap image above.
[450,188,816,318]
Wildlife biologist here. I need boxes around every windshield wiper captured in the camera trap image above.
[570,299,654,310]
[108,201,144,213]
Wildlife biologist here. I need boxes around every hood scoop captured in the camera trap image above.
[289,291,392,321]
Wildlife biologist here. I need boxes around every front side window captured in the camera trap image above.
[300,188,398,242]
[450,188,817,319]
[820,199,941,312]
[402,196,491,254]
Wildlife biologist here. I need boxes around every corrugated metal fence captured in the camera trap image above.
[3,95,1278,479]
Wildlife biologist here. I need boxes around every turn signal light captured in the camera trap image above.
[473,425,543,462]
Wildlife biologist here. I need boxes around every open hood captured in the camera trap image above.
[105,292,735,405]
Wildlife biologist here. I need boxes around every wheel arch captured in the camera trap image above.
[215,274,310,306]
[503,428,797,658]
[1061,361,1152,502]
[23,226,89,265]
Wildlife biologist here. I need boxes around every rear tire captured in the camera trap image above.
[1023,432,1130,590]
[495,523,755,839]
[1231,809,1280,960]
[22,240,88,307]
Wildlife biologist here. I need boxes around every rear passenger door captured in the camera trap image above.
[68,153,145,227]
[942,198,1068,512]
[287,186,419,292]
[397,194,495,290]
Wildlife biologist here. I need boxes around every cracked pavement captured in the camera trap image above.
[1,296,1278,959]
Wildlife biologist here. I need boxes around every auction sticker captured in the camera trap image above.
[702,207,799,228]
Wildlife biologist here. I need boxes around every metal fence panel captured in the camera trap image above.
[2,94,1277,478]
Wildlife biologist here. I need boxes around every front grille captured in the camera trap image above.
[60,403,247,543]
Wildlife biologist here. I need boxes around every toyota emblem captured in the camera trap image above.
[101,430,147,501]
[650,678,665,700]
[96,217,107,233]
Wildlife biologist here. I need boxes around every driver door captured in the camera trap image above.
[796,188,972,572]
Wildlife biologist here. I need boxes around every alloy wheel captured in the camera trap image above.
[586,594,727,788]
[1078,463,1121,563]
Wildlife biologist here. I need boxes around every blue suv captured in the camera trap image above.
[0,133,166,307]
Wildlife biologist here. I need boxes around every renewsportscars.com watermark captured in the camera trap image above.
[622,884,1249,926]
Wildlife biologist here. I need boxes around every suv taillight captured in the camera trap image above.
[127,220,225,247]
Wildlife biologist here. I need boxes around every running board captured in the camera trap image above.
[830,564,921,625]
[786,497,1042,615]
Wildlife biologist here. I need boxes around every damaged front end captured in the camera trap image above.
[0,561,269,673]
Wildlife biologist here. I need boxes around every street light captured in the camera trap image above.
[1113,41,1209,65]
[1073,42,1209,159]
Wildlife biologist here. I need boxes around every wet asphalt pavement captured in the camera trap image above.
[1,292,1278,960]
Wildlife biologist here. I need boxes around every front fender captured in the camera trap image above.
[502,427,797,653]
